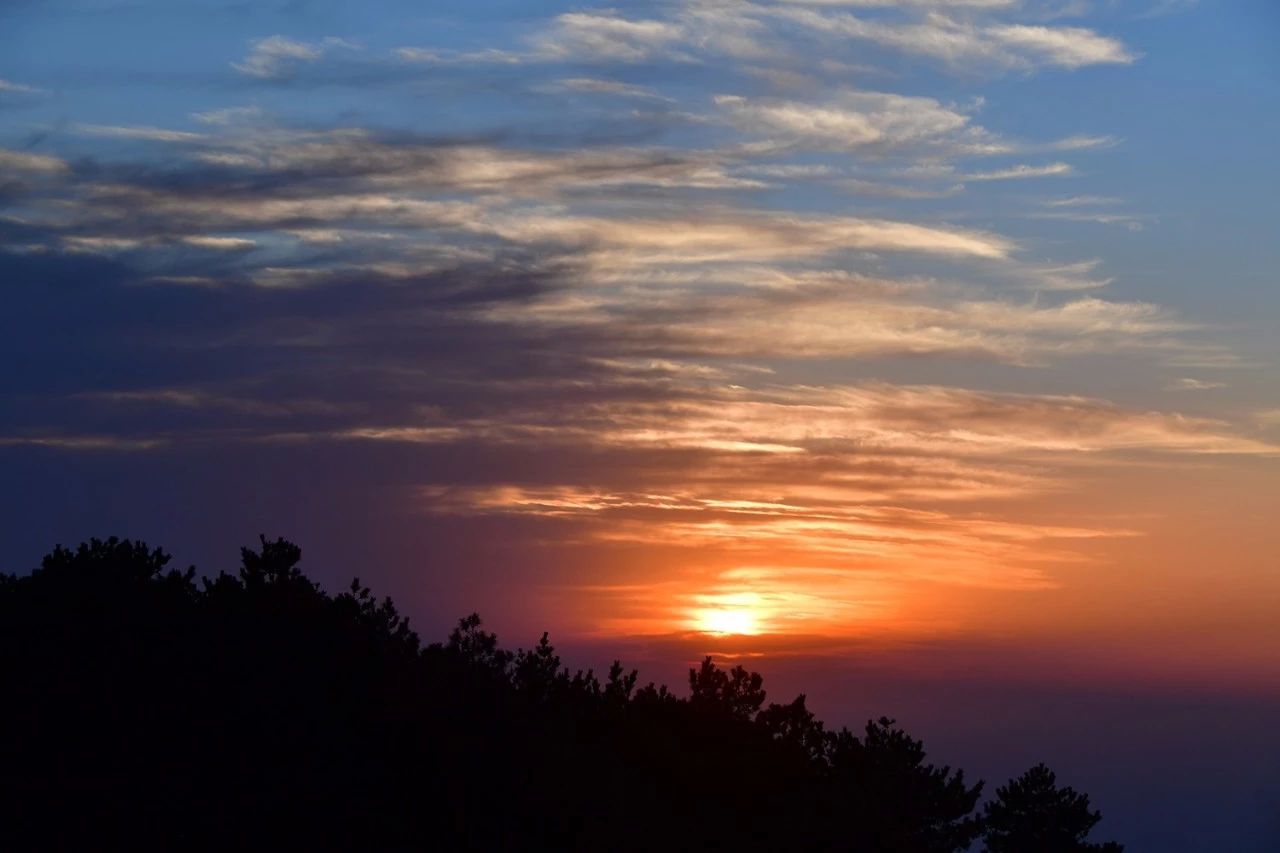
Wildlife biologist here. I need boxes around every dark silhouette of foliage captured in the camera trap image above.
[689,656,768,720]
[824,717,985,852]
[0,536,1123,851]
[983,763,1124,852]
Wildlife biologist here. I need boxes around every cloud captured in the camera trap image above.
[715,91,973,150]
[127,127,765,195]
[777,0,1018,6]
[1046,134,1118,151]
[1029,210,1147,230]
[525,6,786,66]
[4,238,1263,610]
[0,434,163,451]
[395,46,528,66]
[0,79,43,95]
[772,8,1135,71]
[583,381,1270,457]
[179,235,257,251]
[841,179,963,198]
[0,148,67,173]
[376,379,1273,607]
[471,5,1137,76]
[1256,410,1280,428]
[986,24,1136,67]
[963,162,1073,180]
[1169,377,1226,391]
[481,209,1014,262]
[74,124,205,143]
[62,236,146,253]
[233,36,356,80]
[555,78,672,101]
[1031,196,1148,229]
[1022,259,1113,291]
[422,481,1116,596]
[31,122,1008,266]
[424,3,1141,78]
[535,13,688,63]
[1044,195,1123,207]
[3,113,1220,387]
[191,106,266,126]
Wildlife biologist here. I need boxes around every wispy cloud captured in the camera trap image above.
[1044,195,1123,207]
[389,2,1133,77]
[74,124,205,143]
[179,235,257,251]
[1030,211,1147,230]
[776,0,1019,7]
[963,162,1073,180]
[555,78,672,101]
[191,106,266,126]
[985,24,1136,67]
[1046,134,1119,151]
[771,7,1135,70]
[535,13,690,63]
[715,91,974,150]
[0,148,67,173]
[1168,377,1227,391]
[233,35,357,79]
[0,79,43,95]
[380,379,1273,617]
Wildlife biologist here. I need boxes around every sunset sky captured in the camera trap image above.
[2,1,1278,848]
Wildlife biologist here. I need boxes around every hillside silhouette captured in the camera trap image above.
[0,536,1124,851]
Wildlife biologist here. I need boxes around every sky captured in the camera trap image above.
[2,0,1279,848]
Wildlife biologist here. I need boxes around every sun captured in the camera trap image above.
[695,608,759,636]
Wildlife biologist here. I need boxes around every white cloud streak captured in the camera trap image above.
[964,162,1073,180]
[233,35,356,79]
[0,148,68,173]
[771,7,1135,70]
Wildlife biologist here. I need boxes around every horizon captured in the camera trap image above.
[2,1,1278,849]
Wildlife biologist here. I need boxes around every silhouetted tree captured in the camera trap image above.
[826,717,985,852]
[757,693,827,764]
[983,763,1124,852]
[688,655,767,720]
[0,536,1125,852]
[511,631,564,700]
[603,659,639,706]
[446,611,512,672]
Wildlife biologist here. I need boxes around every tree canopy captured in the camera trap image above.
[0,536,1124,851]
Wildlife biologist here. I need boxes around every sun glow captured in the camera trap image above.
[694,607,760,636]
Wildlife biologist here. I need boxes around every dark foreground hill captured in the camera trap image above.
[0,537,1122,851]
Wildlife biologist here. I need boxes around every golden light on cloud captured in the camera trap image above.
[410,376,1276,647]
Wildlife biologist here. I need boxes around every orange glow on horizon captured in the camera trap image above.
[420,400,1280,684]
